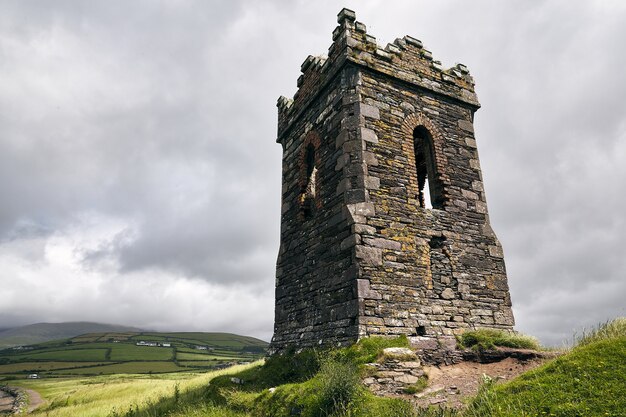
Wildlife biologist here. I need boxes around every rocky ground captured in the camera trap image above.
[364,346,560,410]
[0,390,13,414]
[412,356,547,408]
[0,386,44,415]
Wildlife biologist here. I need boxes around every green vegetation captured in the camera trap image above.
[336,334,410,364]
[0,331,266,378]
[12,348,108,362]
[109,336,416,417]
[464,317,626,417]
[456,329,540,351]
[13,364,256,417]
[5,319,625,417]
[575,317,626,347]
[403,376,428,395]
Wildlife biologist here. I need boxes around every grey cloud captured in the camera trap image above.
[1,0,625,345]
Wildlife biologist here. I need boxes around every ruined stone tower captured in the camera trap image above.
[271,9,514,352]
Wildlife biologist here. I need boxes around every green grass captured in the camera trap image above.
[109,345,173,361]
[53,361,185,375]
[176,352,240,361]
[0,361,107,373]
[6,320,625,417]
[11,348,108,362]
[457,329,540,351]
[466,338,626,416]
[336,334,410,364]
[13,364,257,417]
[0,332,266,377]
[178,361,222,368]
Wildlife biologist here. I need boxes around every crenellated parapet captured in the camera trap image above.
[277,8,479,141]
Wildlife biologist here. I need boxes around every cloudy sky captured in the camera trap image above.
[0,0,624,345]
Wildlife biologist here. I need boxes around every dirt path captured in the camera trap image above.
[411,357,548,409]
[24,389,44,413]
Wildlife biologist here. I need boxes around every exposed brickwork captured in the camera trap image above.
[271,8,514,353]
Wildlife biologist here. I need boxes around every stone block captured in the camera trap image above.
[394,374,419,384]
[360,127,379,144]
[362,151,379,166]
[494,311,515,325]
[359,103,380,119]
[355,245,382,265]
[410,337,439,350]
[346,202,375,217]
[363,237,402,251]
[335,153,350,171]
[398,361,421,368]
[489,245,504,258]
[336,178,351,195]
[340,234,360,251]
[345,188,368,204]
[364,176,380,190]
[462,189,479,200]
[441,288,456,300]
[382,347,416,359]
[377,371,403,378]
[353,224,376,235]
[458,119,474,133]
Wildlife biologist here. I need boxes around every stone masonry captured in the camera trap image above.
[270,9,514,353]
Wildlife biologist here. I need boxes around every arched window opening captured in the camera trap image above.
[300,144,317,218]
[413,126,445,209]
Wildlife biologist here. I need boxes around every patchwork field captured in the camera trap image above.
[0,332,267,379]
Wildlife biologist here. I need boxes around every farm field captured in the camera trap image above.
[10,363,257,417]
[0,331,267,379]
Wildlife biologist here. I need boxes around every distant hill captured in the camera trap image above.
[0,322,143,348]
[0,331,268,377]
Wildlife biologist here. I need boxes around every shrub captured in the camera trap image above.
[257,348,320,387]
[457,329,540,351]
[314,359,361,416]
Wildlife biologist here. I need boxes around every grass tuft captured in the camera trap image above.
[575,317,626,347]
[335,335,410,364]
[402,376,428,395]
[457,329,540,351]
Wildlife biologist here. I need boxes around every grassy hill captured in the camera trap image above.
[0,322,144,348]
[0,331,267,378]
[5,319,623,417]
[465,318,626,417]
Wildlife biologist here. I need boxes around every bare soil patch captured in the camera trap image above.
[410,357,548,409]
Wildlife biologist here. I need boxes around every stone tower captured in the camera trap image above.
[271,9,514,352]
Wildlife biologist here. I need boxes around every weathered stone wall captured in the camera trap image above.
[270,8,514,353]
[355,68,514,338]
[272,67,362,350]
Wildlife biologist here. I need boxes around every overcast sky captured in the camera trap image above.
[0,0,624,345]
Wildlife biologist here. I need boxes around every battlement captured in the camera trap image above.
[277,8,479,140]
